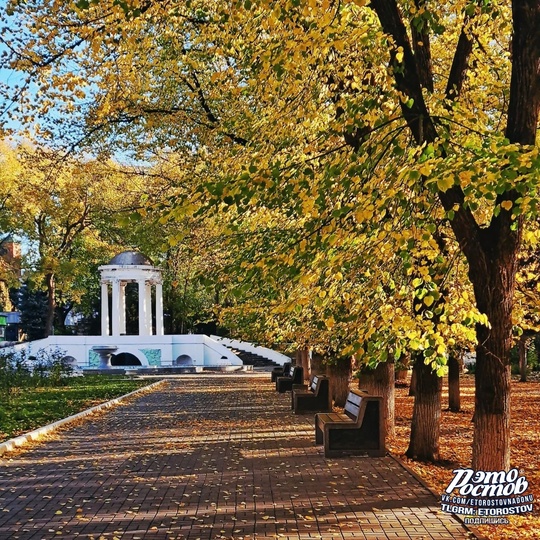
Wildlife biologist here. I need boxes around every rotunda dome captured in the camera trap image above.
[108,251,152,266]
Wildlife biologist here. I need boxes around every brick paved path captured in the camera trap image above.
[0,376,476,540]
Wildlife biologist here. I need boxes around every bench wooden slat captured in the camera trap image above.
[347,391,363,406]
[344,402,360,418]
[316,412,349,423]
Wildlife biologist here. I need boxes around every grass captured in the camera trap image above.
[0,375,154,442]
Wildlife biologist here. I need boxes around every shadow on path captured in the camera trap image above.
[0,376,475,539]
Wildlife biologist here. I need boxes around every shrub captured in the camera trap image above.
[29,347,73,386]
[0,346,72,404]
[0,349,31,401]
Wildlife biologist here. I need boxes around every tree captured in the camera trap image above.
[367,0,539,472]
[18,283,48,341]
[0,145,165,336]
[2,0,539,471]
[357,361,395,439]
[447,352,462,412]
[0,142,23,310]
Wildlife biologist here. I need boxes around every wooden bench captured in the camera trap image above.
[315,388,385,457]
[291,375,331,414]
[276,365,304,393]
[271,361,291,382]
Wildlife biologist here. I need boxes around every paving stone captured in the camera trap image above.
[0,376,476,539]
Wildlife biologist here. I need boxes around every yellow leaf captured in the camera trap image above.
[501,200,513,211]
[325,316,336,329]
[437,176,454,192]
[419,163,432,176]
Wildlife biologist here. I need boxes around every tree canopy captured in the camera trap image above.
[1,0,540,470]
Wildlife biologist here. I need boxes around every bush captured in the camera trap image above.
[29,347,73,386]
[0,349,31,401]
[0,346,72,403]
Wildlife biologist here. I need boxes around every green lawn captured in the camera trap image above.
[0,376,155,442]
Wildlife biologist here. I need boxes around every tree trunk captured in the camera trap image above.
[326,356,352,407]
[406,357,442,462]
[45,272,56,337]
[448,353,461,412]
[471,295,513,471]
[311,351,325,375]
[518,335,528,382]
[409,365,417,397]
[301,347,311,381]
[466,244,519,471]
[358,362,395,438]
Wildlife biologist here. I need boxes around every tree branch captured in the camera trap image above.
[410,0,434,92]
[369,0,486,270]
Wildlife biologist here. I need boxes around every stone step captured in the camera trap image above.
[229,348,281,368]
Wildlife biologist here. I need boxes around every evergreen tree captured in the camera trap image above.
[19,284,48,341]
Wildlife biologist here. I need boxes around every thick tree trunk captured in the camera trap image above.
[311,351,325,375]
[467,0,540,472]
[472,284,514,471]
[518,336,528,382]
[295,349,302,367]
[448,353,461,412]
[45,272,56,337]
[326,357,352,407]
[406,358,442,462]
[409,365,417,397]
[358,362,395,438]
[302,348,311,381]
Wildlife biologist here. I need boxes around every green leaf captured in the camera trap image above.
[436,366,447,377]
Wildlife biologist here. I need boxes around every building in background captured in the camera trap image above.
[0,235,22,342]
[0,311,21,342]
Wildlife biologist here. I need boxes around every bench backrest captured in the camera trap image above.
[344,389,369,421]
[290,365,304,384]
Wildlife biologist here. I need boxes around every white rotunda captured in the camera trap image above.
[99,251,164,337]
[5,250,265,372]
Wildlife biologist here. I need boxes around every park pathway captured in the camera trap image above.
[0,376,476,540]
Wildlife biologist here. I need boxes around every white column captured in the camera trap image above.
[138,279,147,336]
[119,282,127,335]
[111,279,121,336]
[155,282,164,336]
[101,281,109,336]
[145,282,153,335]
